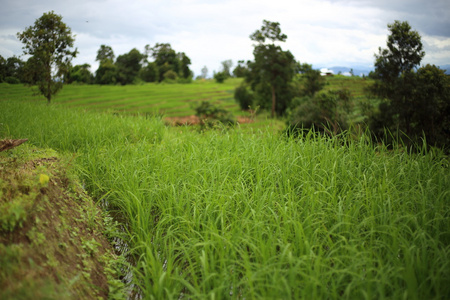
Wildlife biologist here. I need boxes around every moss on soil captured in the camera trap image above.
[0,143,127,299]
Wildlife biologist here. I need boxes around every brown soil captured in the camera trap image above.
[0,145,124,299]
[164,115,254,126]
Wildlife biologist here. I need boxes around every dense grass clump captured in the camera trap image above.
[1,99,449,299]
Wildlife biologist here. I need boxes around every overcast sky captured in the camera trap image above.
[1,0,449,76]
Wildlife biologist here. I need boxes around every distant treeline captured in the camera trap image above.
[0,43,194,85]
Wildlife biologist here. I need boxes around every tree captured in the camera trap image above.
[0,56,25,83]
[96,45,115,63]
[370,20,423,134]
[17,11,77,103]
[0,55,6,82]
[304,70,325,96]
[213,71,227,83]
[67,64,93,84]
[140,62,159,82]
[246,20,295,117]
[116,48,145,85]
[95,45,117,84]
[95,59,117,84]
[178,52,192,79]
[369,20,450,150]
[201,66,208,79]
[149,43,192,81]
[287,89,353,136]
[233,60,249,78]
[221,60,233,78]
[411,65,450,145]
[151,43,178,81]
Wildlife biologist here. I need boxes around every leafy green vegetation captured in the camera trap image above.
[0,145,128,299]
[1,98,449,299]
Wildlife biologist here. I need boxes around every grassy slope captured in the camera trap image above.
[0,144,127,299]
[0,75,373,129]
[1,99,449,299]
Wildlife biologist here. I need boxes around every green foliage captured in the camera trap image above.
[67,64,93,84]
[214,60,233,83]
[247,20,296,117]
[300,68,326,97]
[193,101,236,128]
[0,55,5,82]
[150,43,192,82]
[220,59,233,78]
[369,20,450,150]
[249,20,287,43]
[287,89,353,135]
[0,56,25,83]
[232,60,249,78]
[116,48,145,85]
[139,62,159,82]
[0,198,28,232]
[2,99,450,299]
[96,45,115,63]
[163,70,178,82]
[95,59,117,85]
[213,71,227,83]
[17,11,77,103]
[234,83,254,110]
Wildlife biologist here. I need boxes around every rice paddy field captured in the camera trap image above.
[1,82,449,299]
[0,79,243,117]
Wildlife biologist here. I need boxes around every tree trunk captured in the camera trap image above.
[271,85,276,118]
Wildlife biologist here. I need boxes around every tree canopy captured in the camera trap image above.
[17,11,77,103]
[369,20,450,150]
[245,20,295,117]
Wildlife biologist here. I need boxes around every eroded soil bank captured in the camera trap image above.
[0,143,127,299]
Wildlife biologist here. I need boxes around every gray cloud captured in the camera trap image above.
[1,0,449,76]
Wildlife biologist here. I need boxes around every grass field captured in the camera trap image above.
[1,97,449,299]
[0,79,243,117]
[0,76,374,128]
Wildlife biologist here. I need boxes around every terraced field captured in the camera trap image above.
[0,76,374,128]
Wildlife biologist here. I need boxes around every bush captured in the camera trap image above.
[286,89,352,136]
[193,101,236,129]
[163,70,178,82]
[234,84,254,110]
[213,72,227,83]
[4,77,21,84]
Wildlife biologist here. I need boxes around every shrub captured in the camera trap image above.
[234,84,254,110]
[213,71,227,83]
[163,70,178,82]
[193,101,235,129]
[4,77,21,84]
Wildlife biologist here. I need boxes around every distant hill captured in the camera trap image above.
[439,64,450,74]
[327,66,372,77]
[319,65,450,76]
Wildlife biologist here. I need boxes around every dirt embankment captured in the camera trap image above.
[0,141,126,299]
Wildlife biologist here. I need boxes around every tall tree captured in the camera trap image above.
[116,48,145,85]
[221,60,233,78]
[370,21,424,135]
[150,43,192,81]
[67,64,93,84]
[247,20,295,117]
[95,45,117,84]
[151,43,178,81]
[201,66,208,79]
[369,20,449,149]
[0,55,6,82]
[96,45,115,63]
[17,11,77,103]
[233,60,249,78]
[178,52,192,79]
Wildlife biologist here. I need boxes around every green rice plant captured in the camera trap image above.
[1,98,449,299]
